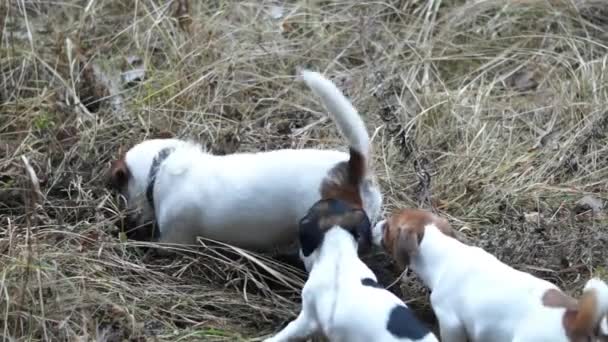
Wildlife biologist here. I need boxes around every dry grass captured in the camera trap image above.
[2,0,608,340]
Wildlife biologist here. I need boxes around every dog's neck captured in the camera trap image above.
[145,147,175,206]
[410,224,460,291]
[143,147,175,238]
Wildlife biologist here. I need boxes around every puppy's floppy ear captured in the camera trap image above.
[352,209,372,253]
[394,227,420,269]
[109,159,130,190]
[435,216,456,239]
[299,215,323,257]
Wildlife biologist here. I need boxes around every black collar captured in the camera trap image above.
[146,147,175,213]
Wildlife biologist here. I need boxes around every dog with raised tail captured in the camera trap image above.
[264,198,438,342]
[371,208,608,342]
[107,70,382,254]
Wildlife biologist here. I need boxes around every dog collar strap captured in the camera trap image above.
[146,147,175,211]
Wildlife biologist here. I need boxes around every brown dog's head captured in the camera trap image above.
[371,208,454,269]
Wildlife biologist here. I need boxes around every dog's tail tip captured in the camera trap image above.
[300,69,370,159]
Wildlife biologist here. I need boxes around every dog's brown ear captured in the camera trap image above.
[434,215,456,238]
[109,159,130,190]
[393,227,420,269]
[349,209,372,253]
[542,289,578,310]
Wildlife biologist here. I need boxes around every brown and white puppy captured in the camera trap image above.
[372,208,608,342]
[107,70,382,256]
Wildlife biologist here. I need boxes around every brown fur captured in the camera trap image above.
[383,208,454,269]
[542,288,578,310]
[567,289,600,341]
[107,132,173,190]
[320,148,365,208]
[542,287,606,341]
[109,158,130,190]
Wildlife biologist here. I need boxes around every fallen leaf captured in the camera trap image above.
[574,195,603,216]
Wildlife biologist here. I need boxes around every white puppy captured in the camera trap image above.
[264,198,438,342]
[108,70,382,253]
[372,208,608,342]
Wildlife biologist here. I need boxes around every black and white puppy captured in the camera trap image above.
[264,198,438,342]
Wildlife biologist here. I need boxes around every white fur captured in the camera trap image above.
[264,226,438,342]
[301,70,369,157]
[117,70,382,252]
[372,220,608,342]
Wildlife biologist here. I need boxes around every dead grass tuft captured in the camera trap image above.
[2,0,608,340]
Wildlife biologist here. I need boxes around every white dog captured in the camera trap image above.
[372,208,608,342]
[107,70,382,253]
[264,198,438,342]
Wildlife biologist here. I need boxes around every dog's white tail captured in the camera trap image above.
[571,277,608,336]
[301,70,370,160]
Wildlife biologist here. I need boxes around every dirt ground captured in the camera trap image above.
[2,0,608,341]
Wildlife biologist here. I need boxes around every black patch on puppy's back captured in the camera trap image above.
[361,277,383,289]
[387,305,431,340]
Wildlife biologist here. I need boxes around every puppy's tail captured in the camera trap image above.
[301,70,370,184]
[570,277,608,335]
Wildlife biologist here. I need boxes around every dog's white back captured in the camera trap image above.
[417,226,561,341]
[154,147,349,248]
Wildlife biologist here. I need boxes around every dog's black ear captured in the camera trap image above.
[352,209,372,253]
[299,215,323,257]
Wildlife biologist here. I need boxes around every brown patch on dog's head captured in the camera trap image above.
[108,156,130,191]
[543,287,608,341]
[107,143,134,192]
[320,148,365,208]
[382,208,454,269]
[299,198,371,257]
